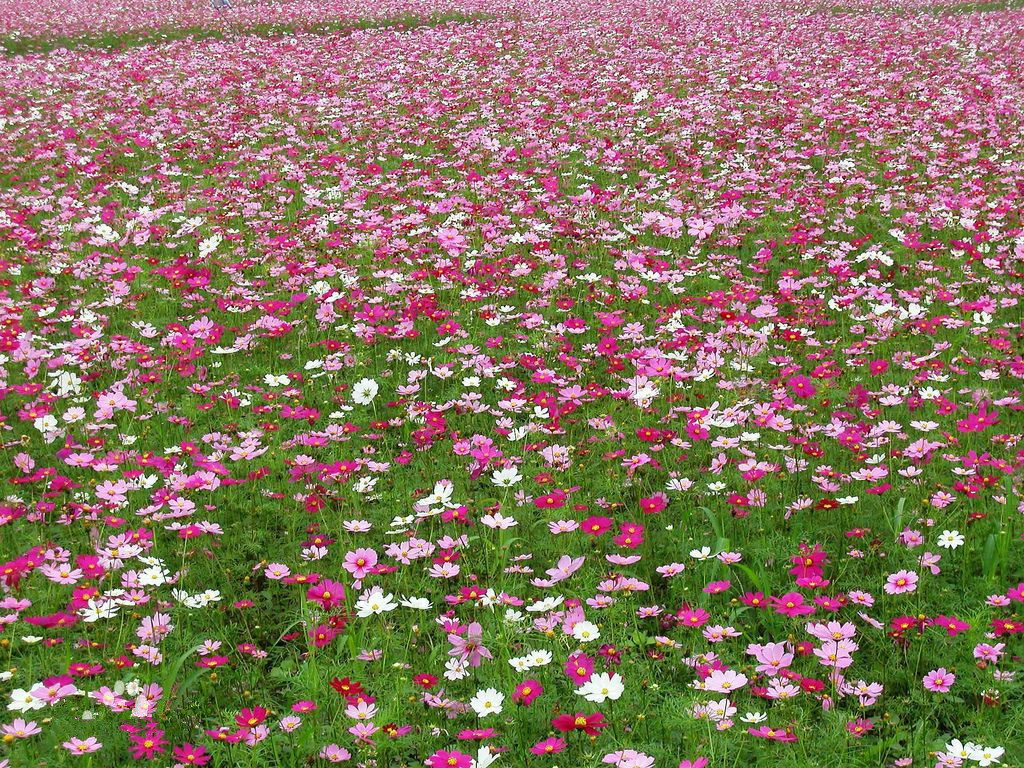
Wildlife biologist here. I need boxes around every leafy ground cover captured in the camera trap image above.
[0,0,1023,767]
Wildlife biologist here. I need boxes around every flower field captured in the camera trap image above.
[1,0,1023,766]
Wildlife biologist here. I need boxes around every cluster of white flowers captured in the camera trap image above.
[942,740,1005,767]
[508,650,553,672]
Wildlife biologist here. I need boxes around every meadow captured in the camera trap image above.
[0,0,1022,766]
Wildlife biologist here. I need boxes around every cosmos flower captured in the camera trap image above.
[350,378,380,405]
[468,688,505,718]
[576,672,624,703]
[923,668,956,693]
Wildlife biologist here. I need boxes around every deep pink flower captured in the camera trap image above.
[513,679,543,705]
[425,750,474,768]
[531,737,567,756]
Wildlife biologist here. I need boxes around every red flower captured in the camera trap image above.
[413,674,439,689]
[330,677,364,696]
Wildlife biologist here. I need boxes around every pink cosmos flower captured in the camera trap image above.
[447,622,492,668]
[1,719,41,739]
[348,722,378,745]
[703,580,731,595]
[319,744,351,763]
[343,548,378,580]
[677,607,712,628]
[884,570,918,595]
[922,668,955,693]
[32,676,78,704]
[63,737,102,755]
[747,726,797,742]
[787,375,817,398]
[930,615,970,636]
[747,642,794,674]
[972,643,1004,663]
[703,669,748,693]
[171,743,210,766]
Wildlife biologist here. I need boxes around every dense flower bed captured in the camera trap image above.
[1,1,1022,766]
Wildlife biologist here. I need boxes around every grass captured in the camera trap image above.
[0,10,494,56]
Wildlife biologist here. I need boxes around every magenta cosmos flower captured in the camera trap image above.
[425,750,474,768]
[513,679,543,705]
[306,579,346,610]
[530,737,567,756]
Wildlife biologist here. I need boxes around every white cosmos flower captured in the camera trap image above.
[79,599,119,623]
[528,650,553,667]
[469,688,504,718]
[508,656,533,673]
[571,621,600,643]
[33,415,59,432]
[444,657,469,681]
[422,480,456,508]
[474,744,499,768]
[355,589,398,617]
[138,566,169,587]
[945,740,978,760]
[526,595,564,613]
[399,596,432,610]
[937,530,965,550]
[707,698,737,722]
[351,378,379,405]
[969,746,1004,767]
[576,672,624,703]
[741,711,767,723]
[8,689,46,713]
[490,467,523,487]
